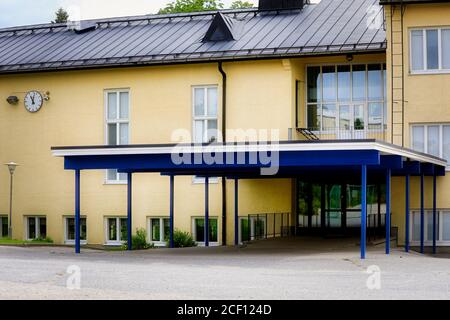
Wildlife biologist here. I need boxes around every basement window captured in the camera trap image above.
[26,216,47,240]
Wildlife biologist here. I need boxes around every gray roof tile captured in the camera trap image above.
[0,0,386,74]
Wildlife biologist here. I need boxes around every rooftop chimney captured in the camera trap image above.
[258,0,306,11]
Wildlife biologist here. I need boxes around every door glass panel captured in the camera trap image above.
[307,104,321,130]
[352,65,366,101]
[427,126,440,157]
[411,30,424,71]
[28,217,36,239]
[412,126,425,153]
[241,219,250,242]
[337,65,351,101]
[326,185,341,228]
[368,103,382,130]
[195,219,205,242]
[322,66,336,102]
[151,219,161,242]
[442,212,450,240]
[322,104,336,130]
[307,66,321,103]
[442,29,450,69]
[108,218,117,241]
[426,29,439,70]
[107,93,117,120]
[339,105,351,130]
[354,104,365,130]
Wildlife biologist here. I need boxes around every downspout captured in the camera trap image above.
[218,61,227,246]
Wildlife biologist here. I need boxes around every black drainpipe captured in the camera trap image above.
[218,62,227,246]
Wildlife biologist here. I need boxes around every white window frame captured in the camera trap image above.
[104,216,128,246]
[0,215,8,238]
[410,27,450,74]
[192,85,220,184]
[305,63,387,136]
[64,216,88,245]
[24,216,47,240]
[104,89,130,184]
[191,216,219,247]
[147,217,170,247]
[410,210,450,246]
[410,124,450,169]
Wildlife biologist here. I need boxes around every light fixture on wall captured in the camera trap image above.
[43,91,50,101]
[346,54,354,62]
[6,96,19,105]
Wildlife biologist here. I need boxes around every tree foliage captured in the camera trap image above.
[158,0,224,14]
[53,8,69,24]
[230,1,254,9]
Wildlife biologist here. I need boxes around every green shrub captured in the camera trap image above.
[32,237,53,243]
[170,229,197,248]
[124,228,153,250]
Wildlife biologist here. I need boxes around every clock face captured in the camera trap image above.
[24,91,43,113]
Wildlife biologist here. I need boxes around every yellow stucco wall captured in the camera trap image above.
[0,60,294,245]
[386,3,450,245]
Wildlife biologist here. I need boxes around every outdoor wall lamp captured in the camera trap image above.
[6,96,19,105]
[346,54,354,62]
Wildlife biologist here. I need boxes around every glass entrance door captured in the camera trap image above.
[338,104,366,139]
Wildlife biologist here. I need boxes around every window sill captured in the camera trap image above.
[104,241,125,246]
[65,240,88,245]
[410,70,450,75]
[104,180,128,186]
[196,242,220,247]
[151,242,168,247]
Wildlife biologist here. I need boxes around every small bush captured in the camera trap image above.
[170,229,197,248]
[124,228,153,250]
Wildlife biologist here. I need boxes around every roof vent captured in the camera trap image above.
[258,0,306,11]
[70,21,97,34]
[202,13,242,42]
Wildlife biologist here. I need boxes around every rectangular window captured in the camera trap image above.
[0,216,8,238]
[193,86,218,144]
[192,217,218,245]
[26,216,46,240]
[411,124,450,167]
[65,217,87,243]
[106,217,128,244]
[410,28,450,72]
[148,217,170,246]
[306,64,385,133]
[410,210,450,244]
[106,90,130,182]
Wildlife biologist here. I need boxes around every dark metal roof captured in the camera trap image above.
[380,0,450,4]
[0,0,386,74]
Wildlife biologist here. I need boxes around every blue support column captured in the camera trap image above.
[127,172,133,251]
[234,179,239,246]
[170,175,175,249]
[205,177,210,247]
[361,165,367,260]
[405,174,410,253]
[386,169,391,255]
[75,170,81,254]
[433,174,437,254]
[420,174,425,254]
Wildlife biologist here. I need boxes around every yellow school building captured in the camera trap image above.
[0,0,449,258]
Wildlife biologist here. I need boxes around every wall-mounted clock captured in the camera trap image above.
[24,91,43,113]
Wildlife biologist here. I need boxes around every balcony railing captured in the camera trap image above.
[297,126,387,141]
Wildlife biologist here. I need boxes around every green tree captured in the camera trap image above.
[158,0,224,14]
[52,8,69,24]
[230,1,254,9]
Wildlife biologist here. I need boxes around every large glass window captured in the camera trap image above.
[65,217,87,243]
[411,124,450,166]
[411,28,450,72]
[106,217,128,244]
[410,211,450,244]
[106,90,129,182]
[306,64,386,133]
[26,216,46,240]
[193,217,218,244]
[149,217,170,245]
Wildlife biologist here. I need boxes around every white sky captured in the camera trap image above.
[0,0,320,28]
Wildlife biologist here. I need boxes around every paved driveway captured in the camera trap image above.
[0,238,449,300]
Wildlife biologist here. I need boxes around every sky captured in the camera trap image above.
[0,0,262,28]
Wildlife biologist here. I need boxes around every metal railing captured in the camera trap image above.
[297,126,387,141]
[244,213,291,242]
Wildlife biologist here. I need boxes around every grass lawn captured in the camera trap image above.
[0,238,54,245]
